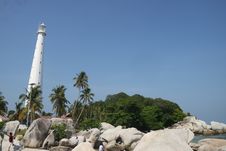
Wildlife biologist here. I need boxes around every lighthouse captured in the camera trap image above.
[27,23,46,95]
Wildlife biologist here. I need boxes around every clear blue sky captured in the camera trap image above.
[0,0,226,123]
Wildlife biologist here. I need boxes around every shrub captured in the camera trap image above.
[0,121,5,138]
[0,121,5,130]
[51,123,67,142]
[79,118,100,130]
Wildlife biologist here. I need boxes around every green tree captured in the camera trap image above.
[79,118,100,130]
[100,92,185,131]
[90,101,105,121]
[10,101,27,123]
[72,71,89,125]
[74,88,94,128]
[73,71,88,91]
[0,121,5,130]
[141,106,164,130]
[8,110,15,119]
[49,85,70,117]
[51,124,67,142]
[19,85,43,125]
[0,92,8,116]
[42,111,53,116]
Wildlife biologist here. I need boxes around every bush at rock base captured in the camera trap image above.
[0,121,5,130]
[79,118,100,130]
[51,123,67,142]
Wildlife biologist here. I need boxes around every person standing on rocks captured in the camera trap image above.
[99,143,104,151]
[9,132,14,144]
[8,132,14,151]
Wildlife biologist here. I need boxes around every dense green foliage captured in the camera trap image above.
[2,70,185,132]
[79,118,100,130]
[49,85,70,117]
[0,92,8,115]
[0,121,5,130]
[77,92,186,131]
[51,124,67,142]
[19,85,43,125]
[72,71,94,128]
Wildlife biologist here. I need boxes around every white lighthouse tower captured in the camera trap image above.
[27,23,46,94]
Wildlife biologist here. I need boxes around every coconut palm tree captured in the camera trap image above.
[0,92,8,116]
[90,101,106,121]
[8,110,15,119]
[72,71,89,122]
[73,71,88,91]
[49,85,70,117]
[74,88,94,127]
[19,85,43,125]
[10,101,27,123]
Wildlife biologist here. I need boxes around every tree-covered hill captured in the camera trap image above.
[79,92,186,132]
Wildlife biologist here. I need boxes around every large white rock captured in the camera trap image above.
[211,121,226,132]
[100,126,143,151]
[72,142,95,151]
[3,120,20,135]
[2,135,13,151]
[198,144,216,151]
[172,116,211,134]
[69,136,79,148]
[59,135,85,148]
[18,124,28,132]
[100,122,115,132]
[87,128,101,146]
[76,130,91,139]
[197,139,226,151]
[174,116,226,135]
[42,130,55,149]
[99,126,122,142]
[192,120,208,133]
[219,146,226,151]
[59,138,70,147]
[1,134,21,151]
[49,146,72,151]
[22,148,49,151]
[22,118,51,148]
[186,117,209,133]
[70,135,86,144]
[76,136,86,144]
[134,129,194,151]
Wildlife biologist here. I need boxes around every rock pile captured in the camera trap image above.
[172,116,226,135]
[190,138,226,151]
[22,118,51,148]
[134,128,194,151]
[2,116,226,151]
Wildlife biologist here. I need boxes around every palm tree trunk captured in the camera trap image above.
[74,105,85,128]
[73,88,81,125]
